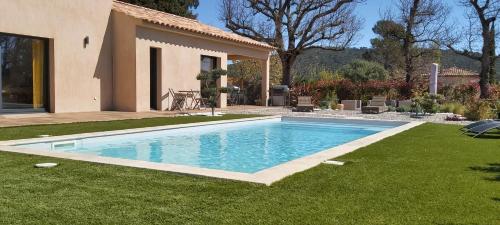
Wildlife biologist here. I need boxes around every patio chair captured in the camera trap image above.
[170,93,187,111]
[185,90,196,109]
[193,97,208,110]
[295,96,314,112]
[361,96,388,114]
[464,121,500,137]
[169,89,189,115]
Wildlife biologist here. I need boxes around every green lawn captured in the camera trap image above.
[0,121,499,225]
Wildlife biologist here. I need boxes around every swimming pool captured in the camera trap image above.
[2,117,421,184]
[15,117,403,173]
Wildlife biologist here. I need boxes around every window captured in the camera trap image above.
[201,56,217,72]
[0,33,48,112]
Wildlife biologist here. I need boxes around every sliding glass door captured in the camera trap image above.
[0,33,48,112]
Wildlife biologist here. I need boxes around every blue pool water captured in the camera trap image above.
[17,118,400,173]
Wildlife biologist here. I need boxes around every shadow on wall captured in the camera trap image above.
[93,15,114,111]
[469,163,500,202]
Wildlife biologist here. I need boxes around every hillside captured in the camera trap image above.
[292,48,500,80]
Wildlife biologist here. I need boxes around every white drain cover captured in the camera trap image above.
[35,163,58,168]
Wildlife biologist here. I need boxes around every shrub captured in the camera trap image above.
[396,105,411,112]
[319,91,338,109]
[439,103,455,113]
[291,79,414,104]
[411,101,424,116]
[413,93,443,115]
[452,104,465,115]
[464,101,494,121]
[490,100,500,119]
[453,84,479,104]
[440,102,466,115]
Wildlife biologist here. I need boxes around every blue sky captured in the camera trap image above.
[194,0,466,48]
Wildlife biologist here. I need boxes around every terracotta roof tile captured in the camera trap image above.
[112,1,274,49]
[440,67,479,77]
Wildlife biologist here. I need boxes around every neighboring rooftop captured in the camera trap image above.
[440,67,479,77]
[112,0,274,49]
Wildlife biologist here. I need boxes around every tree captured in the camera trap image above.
[365,20,405,77]
[118,0,199,18]
[392,0,449,83]
[446,0,500,98]
[338,60,389,82]
[220,0,363,86]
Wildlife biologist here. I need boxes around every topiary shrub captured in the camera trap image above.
[197,69,228,116]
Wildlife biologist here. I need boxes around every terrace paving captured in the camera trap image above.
[0,105,468,128]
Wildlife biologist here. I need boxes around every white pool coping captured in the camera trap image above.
[0,116,424,186]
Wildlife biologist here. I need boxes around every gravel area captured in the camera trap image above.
[223,107,472,125]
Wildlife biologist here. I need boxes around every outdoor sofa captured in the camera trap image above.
[361,96,388,114]
[295,96,314,112]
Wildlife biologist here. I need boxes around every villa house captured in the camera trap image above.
[0,0,273,113]
[438,67,480,87]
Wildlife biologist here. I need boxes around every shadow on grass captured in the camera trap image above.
[469,163,499,203]
[467,131,500,139]
[472,134,500,139]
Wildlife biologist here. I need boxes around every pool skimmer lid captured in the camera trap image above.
[323,160,345,166]
[35,163,58,168]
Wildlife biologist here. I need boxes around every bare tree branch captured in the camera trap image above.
[220,0,364,85]
[445,0,500,98]
[392,0,450,82]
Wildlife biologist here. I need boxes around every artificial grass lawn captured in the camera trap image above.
[0,114,260,141]
[0,123,499,225]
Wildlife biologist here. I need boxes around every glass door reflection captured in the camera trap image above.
[0,33,48,112]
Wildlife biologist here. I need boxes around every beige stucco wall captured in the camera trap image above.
[0,0,114,113]
[135,25,230,111]
[112,11,138,111]
[0,1,271,113]
[133,22,272,111]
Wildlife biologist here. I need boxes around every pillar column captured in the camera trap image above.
[217,75,227,108]
[260,56,270,107]
[429,63,439,95]
[217,57,227,108]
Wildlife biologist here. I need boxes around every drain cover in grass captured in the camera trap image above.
[34,163,58,168]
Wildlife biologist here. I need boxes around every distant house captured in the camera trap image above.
[438,67,480,86]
